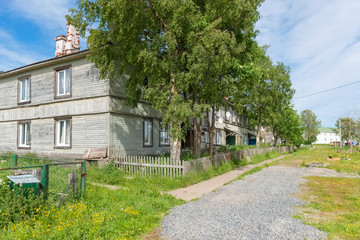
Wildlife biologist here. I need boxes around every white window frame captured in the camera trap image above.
[18,122,30,148]
[215,131,222,145]
[55,66,71,98]
[143,119,153,147]
[232,110,236,123]
[159,121,170,146]
[225,108,230,122]
[19,77,31,103]
[55,118,71,148]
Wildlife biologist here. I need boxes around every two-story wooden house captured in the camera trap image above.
[0,25,254,159]
[0,25,172,159]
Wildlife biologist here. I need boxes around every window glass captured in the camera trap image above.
[144,120,153,146]
[20,78,30,102]
[160,122,170,145]
[215,131,221,145]
[57,68,70,96]
[57,119,71,146]
[19,122,30,147]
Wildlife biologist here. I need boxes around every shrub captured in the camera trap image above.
[0,176,44,228]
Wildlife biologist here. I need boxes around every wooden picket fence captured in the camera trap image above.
[117,156,184,177]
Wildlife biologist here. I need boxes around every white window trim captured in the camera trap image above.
[18,122,30,148]
[143,119,153,147]
[55,119,71,147]
[57,68,71,96]
[20,78,30,102]
[215,131,222,145]
[159,121,170,146]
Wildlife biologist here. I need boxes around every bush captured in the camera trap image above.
[232,158,249,167]
[0,176,44,228]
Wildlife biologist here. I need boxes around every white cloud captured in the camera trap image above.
[256,0,360,126]
[9,0,73,31]
[0,29,46,71]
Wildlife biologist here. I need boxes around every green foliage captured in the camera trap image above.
[218,144,256,152]
[232,157,249,167]
[0,176,44,229]
[300,109,321,144]
[335,117,360,142]
[67,0,266,160]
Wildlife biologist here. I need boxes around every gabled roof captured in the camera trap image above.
[318,127,337,133]
[0,49,90,79]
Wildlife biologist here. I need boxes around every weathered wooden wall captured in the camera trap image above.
[110,114,169,156]
[0,56,111,158]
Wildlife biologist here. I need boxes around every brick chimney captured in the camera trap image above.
[65,23,80,54]
[55,23,80,57]
[55,35,66,57]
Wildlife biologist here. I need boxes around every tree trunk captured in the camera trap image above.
[207,108,216,157]
[170,136,181,163]
[273,131,278,147]
[169,74,181,163]
[256,123,261,147]
[193,118,202,159]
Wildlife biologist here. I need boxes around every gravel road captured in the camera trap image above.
[161,166,356,240]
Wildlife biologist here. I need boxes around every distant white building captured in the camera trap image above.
[315,127,340,144]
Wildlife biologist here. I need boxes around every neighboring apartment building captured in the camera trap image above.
[314,127,340,144]
[0,24,253,159]
[200,106,256,148]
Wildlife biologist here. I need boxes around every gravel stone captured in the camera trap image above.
[161,166,356,240]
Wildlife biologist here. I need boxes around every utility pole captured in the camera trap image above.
[339,119,342,150]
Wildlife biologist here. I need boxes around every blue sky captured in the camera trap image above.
[1,0,360,127]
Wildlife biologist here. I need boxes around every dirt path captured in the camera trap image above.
[168,155,290,201]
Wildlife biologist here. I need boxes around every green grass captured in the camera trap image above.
[297,176,360,239]
[0,160,238,239]
[0,147,289,239]
[277,146,360,239]
[279,145,360,174]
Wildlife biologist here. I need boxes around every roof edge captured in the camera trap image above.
[0,49,90,79]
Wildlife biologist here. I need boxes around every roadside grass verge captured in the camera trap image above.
[279,146,360,174]
[236,164,270,180]
[297,176,360,239]
[282,146,360,239]
[0,149,289,239]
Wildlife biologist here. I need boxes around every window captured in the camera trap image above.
[201,131,209,143]
[55,66,71,98]
[143,119,153,147]
[225,108,230,121]
[215,131,222,145]
[55,118,71,148]
[18,121,30,148]
[18,76,31,104]
[159,121,170,146]
[232,110,236,123]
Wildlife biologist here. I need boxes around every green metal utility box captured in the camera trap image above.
[7,174,41,196]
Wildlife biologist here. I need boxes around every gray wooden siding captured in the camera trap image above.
[0,57,108,110]
[110,97,162,119]
[0,114,109,159]
[0,97,109,122]
[0,122,17,152]
[111,114,169,156]
[109,73,130,96]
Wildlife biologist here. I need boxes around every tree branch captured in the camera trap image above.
[148,0,169,32]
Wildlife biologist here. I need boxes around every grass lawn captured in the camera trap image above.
[0,149,289,239]
[277,145,360,174]
[0,160,240,239]
[280,146,360,239]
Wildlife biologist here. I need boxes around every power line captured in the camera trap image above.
[295,80,360,99]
